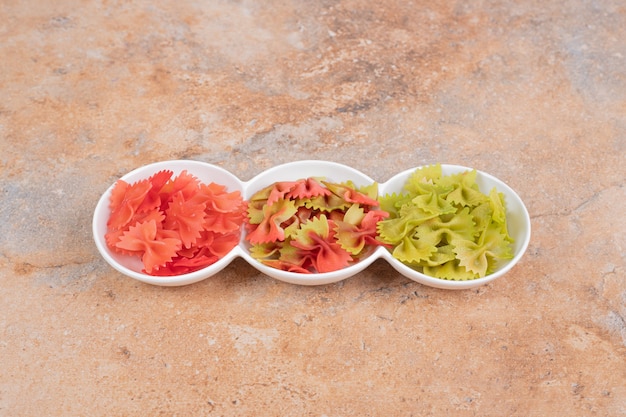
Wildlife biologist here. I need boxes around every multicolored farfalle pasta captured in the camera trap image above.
[245,177,389,273]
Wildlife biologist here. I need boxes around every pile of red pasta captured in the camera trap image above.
[105,170,245,276]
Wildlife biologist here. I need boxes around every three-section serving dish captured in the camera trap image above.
[93,160,531,289]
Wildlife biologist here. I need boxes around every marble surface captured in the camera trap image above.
[1,0,625,415]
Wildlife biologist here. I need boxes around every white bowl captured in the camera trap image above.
[92,160,245,286]
[377,164,531,290]
[93,160,531,289]
[239,160,382,286]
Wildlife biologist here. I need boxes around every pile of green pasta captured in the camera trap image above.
[376,164,514,280]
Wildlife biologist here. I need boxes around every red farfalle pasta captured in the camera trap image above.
[106,170,245,276]
[107,179,152,229]
[116,220,182,274]
[137,170,174,213]
[163,191,207,249]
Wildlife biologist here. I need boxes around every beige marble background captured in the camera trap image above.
[1,0,625,415]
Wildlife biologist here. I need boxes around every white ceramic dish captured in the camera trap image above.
[92,160,245,286]
[93,160,531,288]
[238,160,382,286]
[376,165,531,290]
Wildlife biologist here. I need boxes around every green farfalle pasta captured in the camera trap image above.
[377,164,514,280]
[377,207,438,245]
[453,222,514,278]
